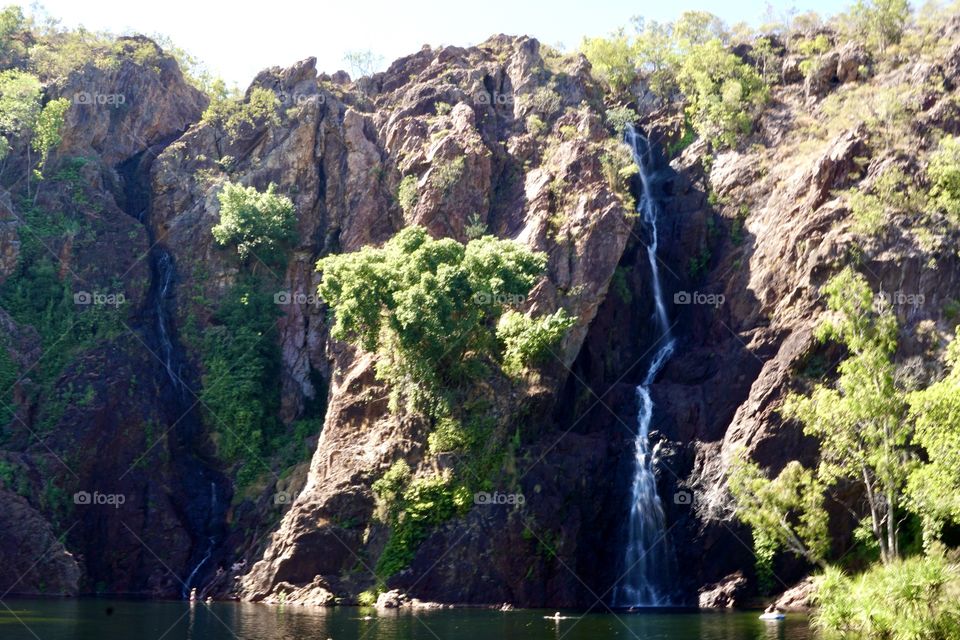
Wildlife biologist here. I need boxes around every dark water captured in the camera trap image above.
[0,599,814,639]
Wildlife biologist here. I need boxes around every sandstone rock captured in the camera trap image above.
[376,589,406,608]
[804,51,839,97]
[836,42,868,83]
[782,55,804,84]
[698,571,747,608]
[774,576,817,611]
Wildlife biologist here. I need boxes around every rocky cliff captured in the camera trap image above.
[1,19,958,608]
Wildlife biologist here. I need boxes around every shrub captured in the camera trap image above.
[202,83,280,137]
[430,156,464,193]
[605,105,638,137]
[677,39,769,149]
[397,174,418,215]
[813,557,960,640]
[599,139,638,205]
[580,30,637,95]
[497,309,576,377]
[525,114,547,136]
[928,135,960,223]
[212,182,297,265]
[843,0,910,55]
[316,226,558,417]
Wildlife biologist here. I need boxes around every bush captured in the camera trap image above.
[928,135,960,223]
[429,156,464,194]
[212,182,297,266]
[677,39,768,149]
[814,557,960,640]
[599,139,638,205]
[202,84,280,137]
[580,30,637,95]
[316,226,559,417]
[497,309,576,377]
[397,174,418,215]
[605,105,638,137]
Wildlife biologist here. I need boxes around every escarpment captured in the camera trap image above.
[1,17,959,609]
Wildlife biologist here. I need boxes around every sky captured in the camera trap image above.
[18,0,844,87]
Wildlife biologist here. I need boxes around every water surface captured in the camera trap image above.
[0,599,814,639]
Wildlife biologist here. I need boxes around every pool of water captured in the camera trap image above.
[0,599,814,639]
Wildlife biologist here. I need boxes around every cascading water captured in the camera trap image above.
[182,482,217,598]
[153,249,180,390]
[614,125,677,608]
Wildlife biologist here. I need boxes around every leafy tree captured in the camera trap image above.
[397,174,418,215]
[496,309,575,378]
[0,69,41,145]
[846,0,910,54]
[605,105,638,137]
[580,29,637,95]
[31,97,69,172]
[676,39,768,149]
[905,331,960,549]
[0,5,25,59]
[673,10,728,50]
[202,84,279,138]
[927,135,960,223]
[317,226,568,418]
[728,457,830,574]
[212,181,297,266]
[631,18,678,103]
[782,268,910,564]
[342,49,384,79]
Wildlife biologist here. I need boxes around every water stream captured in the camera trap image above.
[614,125,677,608]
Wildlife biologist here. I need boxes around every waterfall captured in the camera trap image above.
[614,125,676,608]
[153,249,180,390]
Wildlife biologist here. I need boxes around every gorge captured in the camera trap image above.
[0,4,960,638]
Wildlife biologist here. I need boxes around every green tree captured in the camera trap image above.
[927,135,960,223]
[728,457,830,574]
[631,18,678,103]
[905,331,960,549]
[580,29,637,95]
[342,49,384,79]
[212,181,297,266]
[317,226,569,418]
[673,10,728,50]
[0,69,41,147]
[0,5,25,59]
[782,268,910,564]
[676,38,768,149]
[31,97,69,172]
[846,0,910,54]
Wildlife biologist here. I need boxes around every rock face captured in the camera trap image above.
[1,24,959,608]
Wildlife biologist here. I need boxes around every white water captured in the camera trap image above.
[614,125,676,608]
[155,249,179,389]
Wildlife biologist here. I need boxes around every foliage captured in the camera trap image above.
[728,456,830,569]
[847,166,921,236]
[676,39,768,149]
[0,69,41,151]
[928,135,960,223]
[813,557,960,640]
[396,174,419,215]
[30,97,69,172]
[580,29,637,95]
[525,114,546,136]
[342,49,384,79]
[201,84,279,138]
[496,309,575,378]
[599,139,638,205]
[317,226,563,418]
[199,278,282,478]
[430,156,464,194]
[782,267,909,563]
[631,18,678,102]
[212,181,297,266]
[844,0,911,55]
[605,105,638,137]
[372,467,469,580]
[905,333,960,549]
